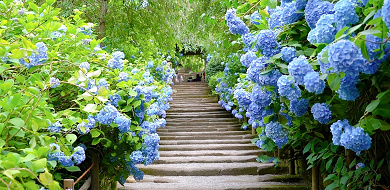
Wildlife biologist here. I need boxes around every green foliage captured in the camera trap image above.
[205,55,224,82]
[208,71,224,93]
[180,55,205,73]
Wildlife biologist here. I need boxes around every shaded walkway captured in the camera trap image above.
[119,81,309,189]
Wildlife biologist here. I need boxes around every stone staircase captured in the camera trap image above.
[119,82,309,190]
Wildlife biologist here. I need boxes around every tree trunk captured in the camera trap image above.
[98,0,108,43]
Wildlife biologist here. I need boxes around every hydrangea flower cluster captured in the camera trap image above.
[334,0,359,30]
[247,57,268,84]
[290,98,309,117]
[258,69,282,87]
[384,0,390,31]
[251,11,261,25]
[330,119,372,155]
[49,77,60,88]
[77,115,96,134]
[114,115,131,133]
[251,85,272,108]
[338,75,360,101]
[288,56,313,85]
[96,104,120,125]
[281,2,303,25]
[225,9,249,35]
[233,88,252,107]
[281,47,297,63]
[307,14,336,44]
[71,146,86,165]
[277,75,301,101]
[142,133,160,165]
[109,94,121,107]
[107,51,125,70]
[265,121,289,148]
[363,34,390,74]
[79,62,90,71]
[268,7,283,30]
[303,71,325,94]
[304,0,334,29]
[311,103,332,124]
[240,51,257,68]
[47,143,86,167]
[19,42,48,68]
[48,121,62,132]
[328,40,365,77]
[51,25,67,40]
[255,30,281,57]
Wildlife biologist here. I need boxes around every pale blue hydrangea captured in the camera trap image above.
[268,7,283,29]
[265,121,289,148]
[338,75,360,101]
[303,71,325,94]
[247,57,268,84]
[256,133,267,148]
[98,78,108,89]
[58,156,74,167]
[107,57,124,70]
[79,62,90,71]
[147,61,154,68]
[71,146,86,165]
[130,150,144,164]
[356,163,365,169]
[251,85,272,107]
[225,9,250,35]
[58,25,67,32]
[51,31,62,40]
[86,115,96,129]
[277,75,301,101]
[112,51,125,59]
[19,42,48,68]
[48,121,62,132]
[281,2,303,25]
[362,34,390,74]
[142,133,160,165]
[289,98,309,117]
[304,0,334,29]
[240,51,257,68]
[114,115,131,133]
[328,40,365,77]
[77,122,90,135]
[334,0,359,30]
[307,14,337,44]
[330,119,350,146]
[96,104,120,125]
[311,103,332,124]
[296,0,307,9]
[256,30,281,57]
[281,47,296,63]
[118,72,129,82]
[288,56,313,85]
[109,94,121,107]
[340,126,372,155]
[251,11,261,25]
[259,69,282,87]
[317,46,332,74]
[141,0,148,8]
[50,77,60,88]
[281,0,293,6]
[234,88,252,106]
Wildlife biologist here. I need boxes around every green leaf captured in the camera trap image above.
[340,176,349,185]
[81,91,93,101]
[65,166,81,172]
[83,104,98,113]
[87,69,102,78]
[303,143,311,154]
[66,134,77,144]
[98,86,109,97]
[92,138,101,145]
[320,50,329,63]
[268,0,277,9]
[359,29,381,36]
[326,158,333,171]
[325,181,339,190]
[9,117,24,127]
[128,90,137,97]
[90,129,101,138]
[366,100,380,112]
[327,73,341,91]
[314,132,324,139]
[263,114,274,124]
[46,0,55,5]
[10,49,23,59]
[335,26,349,40]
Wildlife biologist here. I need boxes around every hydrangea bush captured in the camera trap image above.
[209,0,390,188]
[0,1,175,189]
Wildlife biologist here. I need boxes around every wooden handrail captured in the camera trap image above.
[75,163,95,185]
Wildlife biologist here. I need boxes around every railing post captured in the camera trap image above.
[91,152,100,190]
[312,164,320,190]
[64,179,74,190]
[289,149,295,175]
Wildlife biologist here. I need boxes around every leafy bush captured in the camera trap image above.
[205,55,224,82]
[208,71,224,93]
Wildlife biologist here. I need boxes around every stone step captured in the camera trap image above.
[118,175,310,190]
[170,99,218,103]
[159,143,256,151]
[159,139,251,145]
[165,118,239,122]
[170,103,220,107]
[158,127,243,133]
[155,155,258,164]
[159,150,266,157]
[160,134,254,140]
[166,113,232,118]
[158,131,249,137]
[137,162,275,176]
[165,122,241,127]
[168,107,226,112]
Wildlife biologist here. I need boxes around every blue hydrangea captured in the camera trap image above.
[251,11,261,25]
[131,68,139,74]
[304,71,325,94]
[51,31,62,40]
[130,150,144,164]
[281,0,293,6]
[311,103,332,124]
[356,163,365,169]
[96,104,120,125]
[48,121,62,132]
[330,119,350,146]
[240,51,257,68]
[265,121,289,148]
[296,0,307,9]
[86,115,96,129]
[281,2,303,25]
[77,122,90,135]
[107,58,124,70]
[247,57,268,84]
[288,56,313,85]
[340,126,372,155]
[317,46,332,74]
[109,94,121,107]
[118,72,129,82]
[307,14,337,44]
[259,69,282,87]
[268,7,283,29]
[256,133,267,148]
[114,115,131,133]
[334,0,359,30]
[277,75,301,101]
[58,156,74,167]
[383,0,390,31]
[225,9,250,35]
[338,75,360,101]
[112,51,125,59]
[251,85,272,107]
[281,47,297,63]
[363,34,390,74]
[243,34,258,52]
[98,78,108,90]
[142,133,160,165]
[328,40,365,77]
[290,98,309,117]
[79,62,90,71]
[49,77,60,88]
[71,146,86,165]
[234,88,252,106]
[255,30,281,57]
[141,0,148,8]
[304,0,335,29]
[19,42,48,68]
[58,25,67,32]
